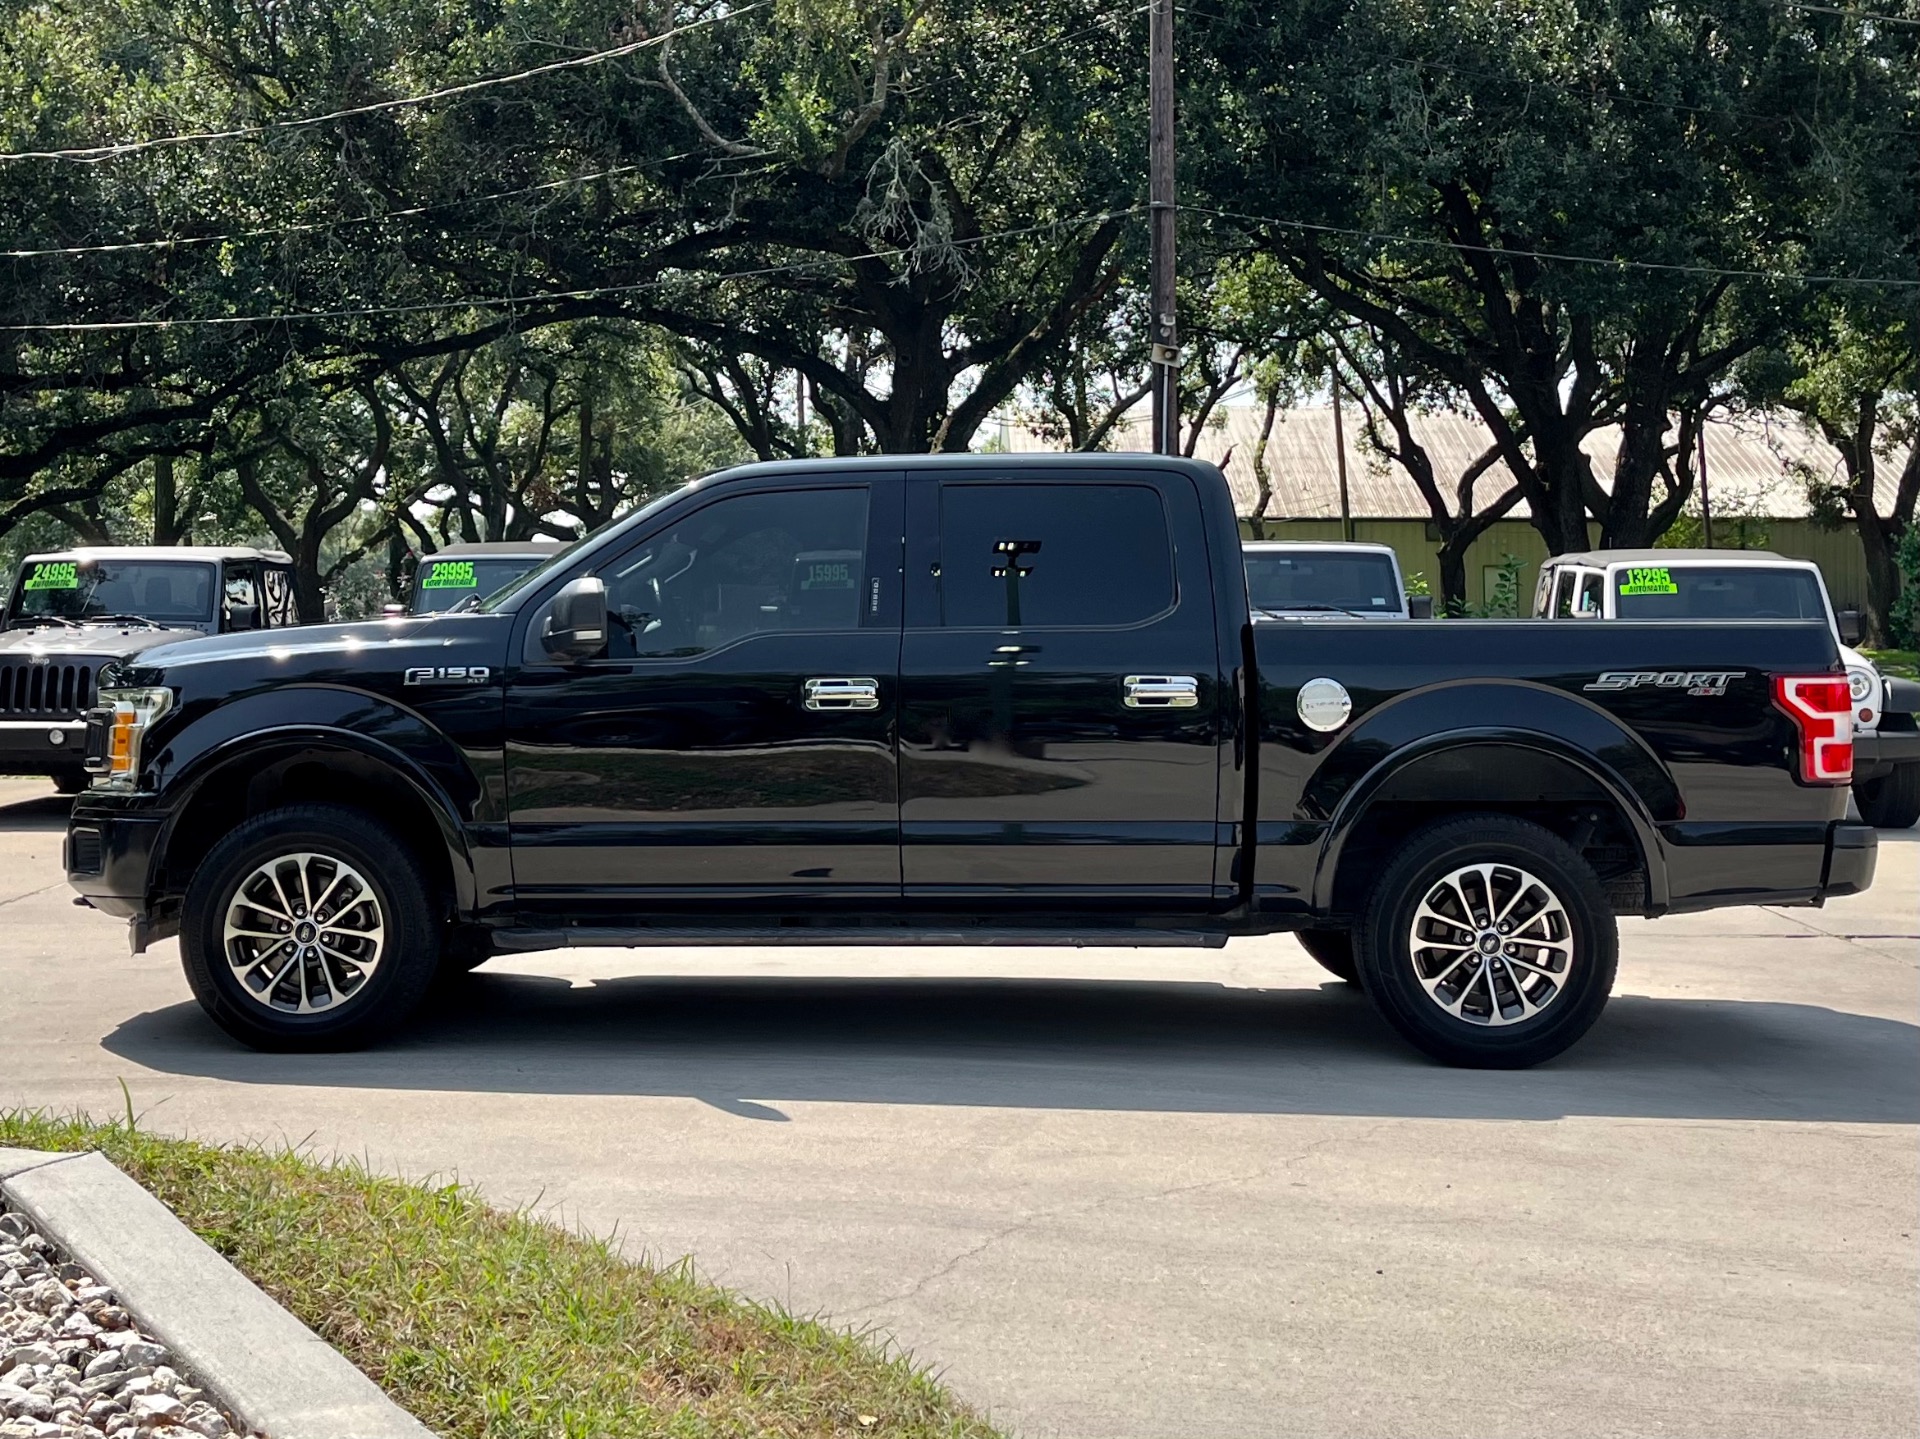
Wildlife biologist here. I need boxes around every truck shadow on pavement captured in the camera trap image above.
[102,972,1920,1125]
[0,791,71,832]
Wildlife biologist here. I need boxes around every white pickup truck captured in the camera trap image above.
[1534,549,1920,828]
[1242,539,1431,620]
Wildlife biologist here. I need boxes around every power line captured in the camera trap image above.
[0,4,768,165]
[1188,204,1920,289]
[1774,2,1920,27]
[0,209,1140,332]
[0,151,718,260]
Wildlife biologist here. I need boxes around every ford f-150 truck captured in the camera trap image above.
[65,456,1876,1067]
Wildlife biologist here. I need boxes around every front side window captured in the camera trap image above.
[1612,565,1827,621]
[7,560,215,627]
[223,565,260,630]
[935,483,1174,628]
[263,567,299,627]
[598,487,869,659]
[1576,572,1605,617]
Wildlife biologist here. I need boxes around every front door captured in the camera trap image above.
[504,473,904,916]
[898,467,1225,910]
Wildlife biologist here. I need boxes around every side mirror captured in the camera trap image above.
[226,603,261,632]
[1836,608,1864,647]
[542,576,608,661]
[1407,594,1434,620]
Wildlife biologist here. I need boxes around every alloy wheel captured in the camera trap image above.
[1407,861,1574,1026]
[221,851,385,1014]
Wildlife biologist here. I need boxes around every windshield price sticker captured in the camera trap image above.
[1618,566,1678,596]
[421,560,477,590]
[799,561,855,591]
[23,561,80,590]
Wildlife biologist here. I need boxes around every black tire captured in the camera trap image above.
[180,804,441,1051]
[1855,764,1920,830]
[1354,814,1618,1069]
[50,767,88,796]
[1295,928,1359,983]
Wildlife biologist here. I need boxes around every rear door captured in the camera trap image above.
[898,467,1225,910]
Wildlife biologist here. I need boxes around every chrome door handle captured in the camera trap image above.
[804,677,881,711]
[1123,674,1200,709]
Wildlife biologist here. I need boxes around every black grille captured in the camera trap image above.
[67,826,103,877]
[0,661,93,717]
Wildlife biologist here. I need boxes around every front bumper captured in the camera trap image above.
[0,718,86,774]
[1854,727,1920,782]
[65,799,163,923]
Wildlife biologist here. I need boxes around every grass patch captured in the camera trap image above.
[0,1110,1003,1439]
[1863,648,1919,680]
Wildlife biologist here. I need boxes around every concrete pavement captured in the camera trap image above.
[1,775,1914,1438]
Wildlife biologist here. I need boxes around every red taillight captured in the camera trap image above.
[1773,675,1853,784]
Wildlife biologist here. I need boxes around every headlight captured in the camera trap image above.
[90,687,174,788]
[1847,667,1875,704]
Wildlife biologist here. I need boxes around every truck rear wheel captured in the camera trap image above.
[180,804,441,1051]
[1354,814,1617,1069]
[1295,928,1358,983]
[1855,764,1920,829]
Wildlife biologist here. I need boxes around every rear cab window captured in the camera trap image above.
[1611,565,1827,621]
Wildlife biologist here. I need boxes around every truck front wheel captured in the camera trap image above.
[1354,815,1617,1069]
[179,804,441,1051]
[1855,764,1920,829]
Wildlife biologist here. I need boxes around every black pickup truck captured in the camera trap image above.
[65,456,1875,1067]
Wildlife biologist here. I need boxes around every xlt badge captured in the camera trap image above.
[403,665,491,686]
[1585,670,1743,697]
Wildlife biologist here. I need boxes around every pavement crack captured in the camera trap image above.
[0,881,64,911]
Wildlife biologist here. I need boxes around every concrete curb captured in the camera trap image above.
[0,1147,436,1439]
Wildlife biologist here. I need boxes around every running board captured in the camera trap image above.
[492,925,1230,951]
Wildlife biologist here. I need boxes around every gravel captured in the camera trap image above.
[0,1211,251,1439]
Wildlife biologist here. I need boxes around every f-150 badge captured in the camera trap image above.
[1585,670,1743,697]
[403,665,491,686]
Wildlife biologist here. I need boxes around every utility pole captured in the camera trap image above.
[1148,0,1178,455]
[1697,417,1714,549]
[1330,358,1353,541]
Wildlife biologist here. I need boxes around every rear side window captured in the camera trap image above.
[935,483,1174,628]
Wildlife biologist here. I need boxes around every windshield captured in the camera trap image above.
[478,484,697,613]
[410,555,558,614]
[1245,551,1403,614]
[7,558,215,626]
[1612,564,1828,622]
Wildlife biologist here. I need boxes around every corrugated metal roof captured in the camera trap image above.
[990,405,1912,521]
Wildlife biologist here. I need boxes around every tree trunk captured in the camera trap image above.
[151,456,180,544]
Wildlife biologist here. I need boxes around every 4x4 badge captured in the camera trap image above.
[1585,670,1744,697]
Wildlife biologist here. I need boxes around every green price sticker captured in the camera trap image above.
[799,561,854,591]
[421,560,477,590]
[23,561,79,591]
[1618,566,1678,596]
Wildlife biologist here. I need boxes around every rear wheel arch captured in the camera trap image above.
[155,737,472,919]
[1313,737,1666,919]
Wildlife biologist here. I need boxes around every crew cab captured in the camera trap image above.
[66,457,1875,1067]
[1535,549,1920,828]
[1,547,299,792]
[1243,539,1430,619]
[405,540,567,615]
